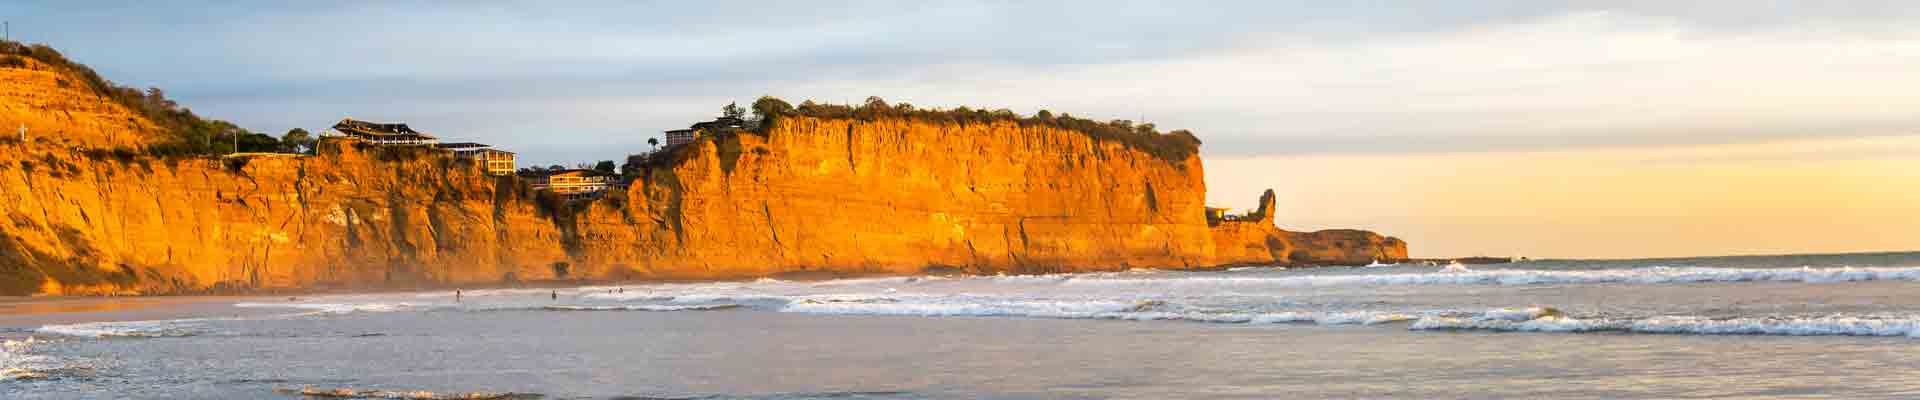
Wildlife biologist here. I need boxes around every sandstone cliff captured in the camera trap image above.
[0,48,1406,296]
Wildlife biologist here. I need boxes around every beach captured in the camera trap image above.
[6,252,1920,399]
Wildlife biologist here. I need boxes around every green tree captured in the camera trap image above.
[593,160,616,174]
[280,128,313,154]
[647,137,659,150]
[751,96,793,123]
[722,102,745,119]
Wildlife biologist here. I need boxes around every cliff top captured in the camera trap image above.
[746,96,1203,164]
[0,39,264,154]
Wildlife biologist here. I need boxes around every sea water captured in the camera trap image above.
[6,252,1920,399]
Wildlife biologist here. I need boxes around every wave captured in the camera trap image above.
[541,304,741,312]
[3,338,52,381]
[580,292,794,304]
[235,302,432,315]
[781,296,1920,338]
[36,319,207,338]
[1059,265,1920,289]
[778,297,1421,325]
[1412,313,1920,337]
[2,337,98,381]
[273,386,540,399]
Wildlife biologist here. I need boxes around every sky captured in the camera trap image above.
[6,1,1918,258]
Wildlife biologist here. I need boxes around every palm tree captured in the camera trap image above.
[647,137,659,150]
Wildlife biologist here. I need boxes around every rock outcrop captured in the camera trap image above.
[1207,189,1408,266]
[0,49,1406,296]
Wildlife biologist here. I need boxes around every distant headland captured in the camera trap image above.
[0,40,1404,296]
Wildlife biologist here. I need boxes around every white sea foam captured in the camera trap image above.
[1,337,61,381]
[542,304,742,312]
[1408,308,1920,337]
[1628,316,1920,337]
[235,302,429,315]
[1058,266,1920,289]
[776,297,1425,326]
[576,292,678,302]
[36,318,207,338]
[781,298,1140,318]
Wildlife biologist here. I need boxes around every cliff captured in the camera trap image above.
[1208,190,1409,266]
[0,48,1405,296]
[0,56,162,149]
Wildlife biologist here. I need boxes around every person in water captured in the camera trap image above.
[455,290,462,303]
[551,290,557,301]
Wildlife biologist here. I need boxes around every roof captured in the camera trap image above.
[690,116,745,130]
[546,169,612,177]
[436,142,490,149]
[334,118,438,139]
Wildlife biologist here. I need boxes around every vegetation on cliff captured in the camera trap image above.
[0,41,1405,295]
[746,96,1203,164]
[0,39,281,155]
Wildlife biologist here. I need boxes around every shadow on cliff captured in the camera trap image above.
[0,217,192,295]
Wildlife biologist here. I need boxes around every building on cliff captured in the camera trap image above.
[663,116,747,146]
[436,142,516,176]
[529,169,615,198]
[329,118,440,146]
[663,128,696,146]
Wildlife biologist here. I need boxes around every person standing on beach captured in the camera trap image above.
[455,290,462,303]
[551,290,558,301]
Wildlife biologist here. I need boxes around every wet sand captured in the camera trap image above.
[0,296,279,330]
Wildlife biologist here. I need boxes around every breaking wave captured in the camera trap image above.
[36,319,207,338]
[1,337,90,381]
[541,304,741,312]
[235,301,432,315]
[779,297,1420,325]
[1411,312,1920,337]
[1060,265,1920,289]
[273,386,540,399]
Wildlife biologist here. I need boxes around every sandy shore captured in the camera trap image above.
[0,296,283,330]
[0,272,946,332]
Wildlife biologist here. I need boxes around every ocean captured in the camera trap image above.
[6,252,1920,399]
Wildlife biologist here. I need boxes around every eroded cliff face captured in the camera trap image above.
[0,59,1404,295]
[0,141,573,295]
[563,117,1216,280]
[0,57,161,149]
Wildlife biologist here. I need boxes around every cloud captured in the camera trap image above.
[11,2,1920,164]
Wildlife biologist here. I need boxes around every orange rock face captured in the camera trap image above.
[0,57,161,149]
[0,61,1406,296]
[565,117,1218,279]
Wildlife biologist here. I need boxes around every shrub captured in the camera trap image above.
[745,96,1202,164]
[1,39,260,156]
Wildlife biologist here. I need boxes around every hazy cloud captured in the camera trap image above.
[8,1,1920,164]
